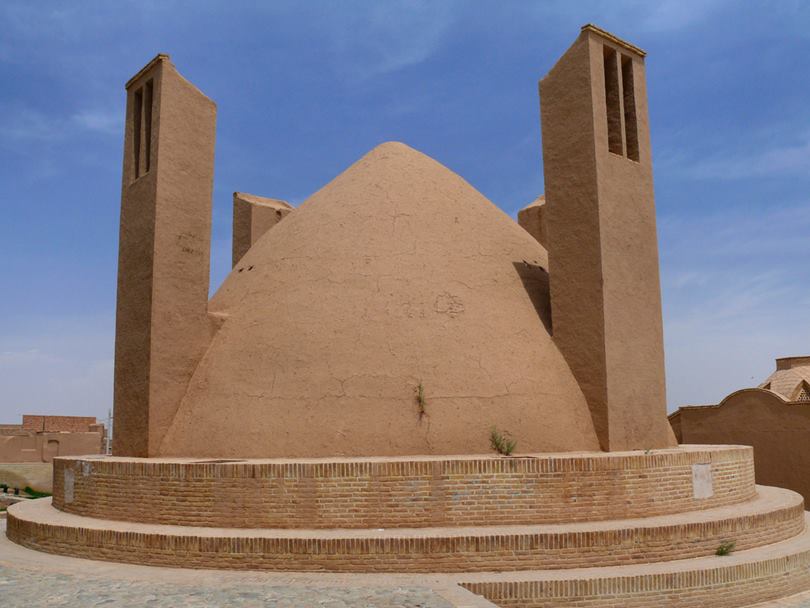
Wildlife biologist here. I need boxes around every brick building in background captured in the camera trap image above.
[0,414,105,462]
[0,414,105,492]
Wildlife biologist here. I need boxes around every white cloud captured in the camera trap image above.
[72,108,122,136]
[660,202,810,410]
[0,104,121,144]
[0,349,48,364]
[0,107,59,141]
[668,271,710,289]
[638,0,727,32]
[663,130,810,181]
[308,1,456,81]
[523,0,727,36]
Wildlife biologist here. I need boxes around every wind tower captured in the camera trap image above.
[540,25,676,451]
[112,55,217,456]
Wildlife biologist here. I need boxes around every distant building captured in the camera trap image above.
[670,356,810,502]
[0,414,105,463]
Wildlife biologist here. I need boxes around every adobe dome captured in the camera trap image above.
[159,142,600,457]
[760,356,810,402]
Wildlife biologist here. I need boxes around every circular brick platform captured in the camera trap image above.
[9,445,810,607]
[6,486,805,573]
[51,445,755,529]
[459,515,810,608]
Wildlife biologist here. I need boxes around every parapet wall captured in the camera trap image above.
[0,432,103,464]
[22,415,98,433]
[673,389,810,506]
[52,446,755,529]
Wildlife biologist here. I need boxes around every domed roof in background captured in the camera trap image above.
[760,356,810,402]
[159,142,600,457]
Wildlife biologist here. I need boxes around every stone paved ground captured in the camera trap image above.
[0,521,492,608]
[0,567,453,608]
[752,592,810,607]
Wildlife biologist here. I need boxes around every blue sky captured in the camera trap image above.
[1,1,809,423]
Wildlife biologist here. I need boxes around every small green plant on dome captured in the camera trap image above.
[414,381,427,419]
[490,427,517,456]
[715,541,735,556]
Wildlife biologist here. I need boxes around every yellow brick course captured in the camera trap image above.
[51,446,756,529]
[461,546,810,607]
[6,488,805,573]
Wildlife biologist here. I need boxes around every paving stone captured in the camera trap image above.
[0,565,455,607]
[753,591,810,607]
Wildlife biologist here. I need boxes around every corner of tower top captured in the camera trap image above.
[125,53,172,89]
[580,24,646,57]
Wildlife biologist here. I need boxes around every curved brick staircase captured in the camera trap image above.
[7,445,810,607]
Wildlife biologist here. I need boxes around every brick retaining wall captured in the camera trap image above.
[51,446,755,529]
[5,491,804,573]
[461,553,810,608]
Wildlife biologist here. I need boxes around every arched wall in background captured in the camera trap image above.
[672,388,810,504]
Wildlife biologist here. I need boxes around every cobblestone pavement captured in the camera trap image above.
[752,592,810,607]
[0,566,453,608]
[0,521,492,608]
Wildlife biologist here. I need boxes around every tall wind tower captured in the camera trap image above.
[112,55,217,456]
[540,25,675,451]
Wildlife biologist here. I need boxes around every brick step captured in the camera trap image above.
[7,486,803,573]
[52,446,756,529]
[459,512,810,607]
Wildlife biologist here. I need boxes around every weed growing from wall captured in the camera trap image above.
[490,427,517,456]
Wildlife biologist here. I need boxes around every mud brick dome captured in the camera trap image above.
[161,142,599,458]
